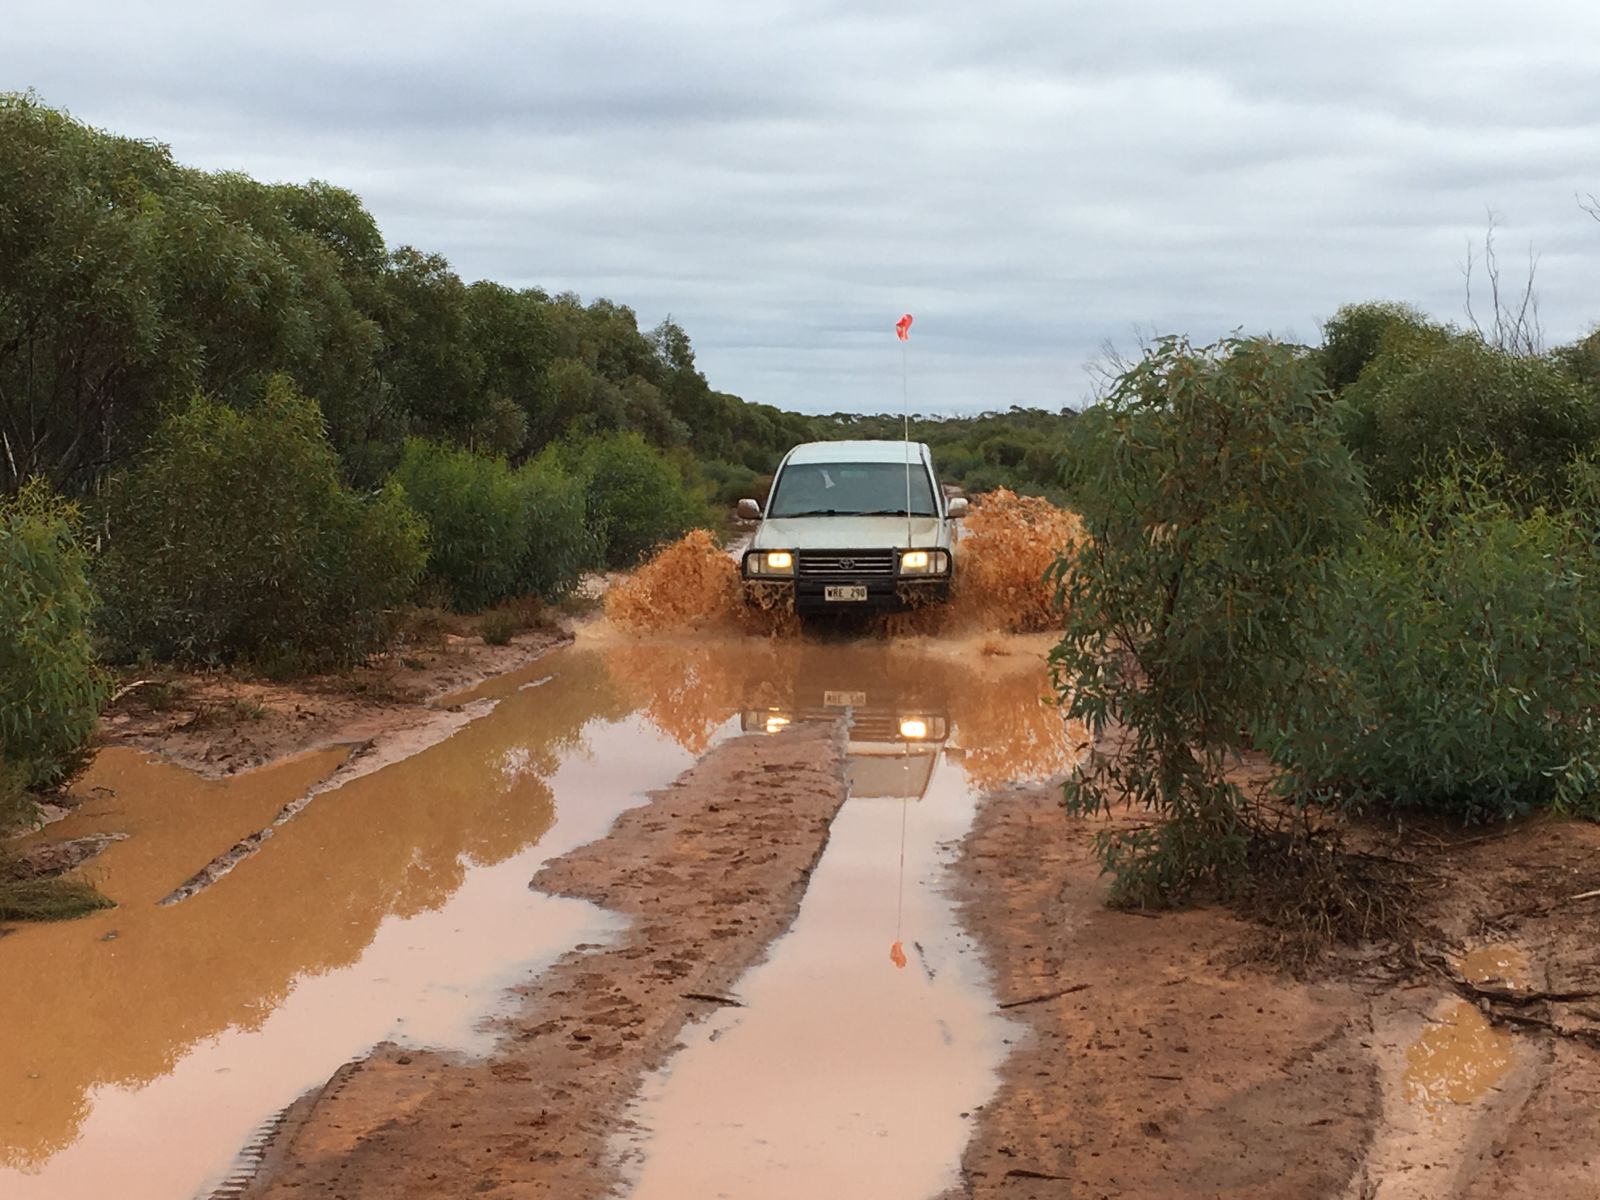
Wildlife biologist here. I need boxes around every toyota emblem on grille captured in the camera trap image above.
[837,557,857,570]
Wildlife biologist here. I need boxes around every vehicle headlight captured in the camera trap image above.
[746,550,795,576]
[899,717,929,739]
[898,549,949,575]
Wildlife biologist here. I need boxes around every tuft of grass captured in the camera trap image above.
[0,874,115,921]
[478,609,519,646]
[142,679,189,712]
[399,606,468,650]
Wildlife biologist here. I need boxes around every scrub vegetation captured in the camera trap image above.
[1056,303,1600,940]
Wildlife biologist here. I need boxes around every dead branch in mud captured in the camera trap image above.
[1232,798,1428,973]
[1486,887,1600,925]
[681,992,744,1007]
[1416,950,1600,1052]
[1421,951,1600,1008]
[997,983,1090,1010]
[1481,1008,1600,1052]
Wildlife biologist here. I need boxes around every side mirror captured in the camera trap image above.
[946,497,969,518]
[736,498,762,520]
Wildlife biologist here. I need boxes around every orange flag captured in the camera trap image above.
[895,313,913,341]
[889,940,908,969]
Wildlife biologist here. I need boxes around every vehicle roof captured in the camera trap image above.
[782,440,930,466]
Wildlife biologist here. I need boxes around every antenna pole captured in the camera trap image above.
[903,336,913,546]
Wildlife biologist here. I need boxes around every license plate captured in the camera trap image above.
[824,585,868,603]
[824,690,867,707]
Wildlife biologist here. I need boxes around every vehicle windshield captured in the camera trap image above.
[766,461,938,518]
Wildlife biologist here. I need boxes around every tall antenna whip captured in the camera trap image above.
[895,313,914,547]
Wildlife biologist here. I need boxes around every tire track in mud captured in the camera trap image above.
[239,719,850,1199]
[157,699,498,906]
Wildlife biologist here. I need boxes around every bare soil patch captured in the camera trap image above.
[96,627,569,780]
[242,720,849,1199]
[947,773,1600,1199]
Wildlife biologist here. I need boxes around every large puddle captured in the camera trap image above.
[616,639,1088,1199]
[1,633,1081,1200]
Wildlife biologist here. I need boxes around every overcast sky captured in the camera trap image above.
[8,1,1600,414]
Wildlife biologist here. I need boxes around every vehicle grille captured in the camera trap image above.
[797,549,896,577]
[845,711,904,740]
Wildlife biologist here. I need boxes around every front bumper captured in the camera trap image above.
[741,573,951,614]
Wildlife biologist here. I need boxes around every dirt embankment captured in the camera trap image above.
[947,777,1600,1199]
[242,720,849,1200]
[95,627,569,780]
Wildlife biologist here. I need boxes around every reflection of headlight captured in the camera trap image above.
[765,715,791,734]
[899,717,929,739]
[898,549,949,575]
[746,550,795,576]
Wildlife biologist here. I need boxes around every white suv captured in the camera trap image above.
[738,440,966,615]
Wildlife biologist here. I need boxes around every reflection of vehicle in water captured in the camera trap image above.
[740,658,950,801]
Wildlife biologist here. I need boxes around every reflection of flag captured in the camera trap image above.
[890,940,908,969]
[895,313,913,341]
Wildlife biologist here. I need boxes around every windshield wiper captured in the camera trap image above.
[853,509,935,517]
[772,508,845,517]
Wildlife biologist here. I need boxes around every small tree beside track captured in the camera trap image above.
[1049,336,1365,907]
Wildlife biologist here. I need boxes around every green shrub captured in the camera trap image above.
[1347,337,1600,508]
[392,440,595,610]
[515,459,594,600]
[1319,301,1438,392]
[542,432,710,568]
[1269,469,1600,822]
[0,481,107,789]
[478,609,519,646]
[1050,336,1364,905]
[393,439,529,611]
[697,458,765,507]
[97,377,427,669]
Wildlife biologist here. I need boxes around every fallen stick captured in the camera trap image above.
[681,992,744,1007]
[998,983,1090,1010]
[1484,887,1600,924]
[1484,1008,1600,1051]
[109,678,156,704]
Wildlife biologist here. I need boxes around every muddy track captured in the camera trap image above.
[945,780,1379,1198]
[241,719,849,1199]
[945,780,1600,1200]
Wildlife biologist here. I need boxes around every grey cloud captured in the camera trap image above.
[7,0,1600,413]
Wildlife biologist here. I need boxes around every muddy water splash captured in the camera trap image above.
[604,528,796,635]
[612,640,1089,1200]
[605,491,1082,637]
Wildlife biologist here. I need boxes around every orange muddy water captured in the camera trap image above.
[1401,943,1528,1115]
[613,637,1088,1200]
[1,634,1081,1200]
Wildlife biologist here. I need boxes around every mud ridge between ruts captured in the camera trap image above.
[156,699,497,906]
[237,719,850,1200]
[153,635,575,905]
